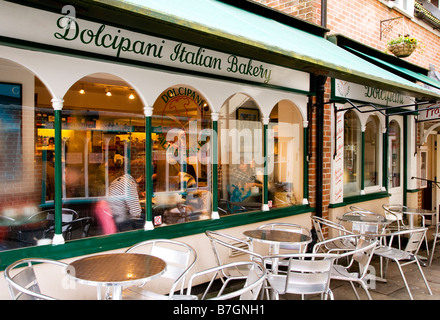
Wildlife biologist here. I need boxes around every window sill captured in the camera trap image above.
[0,204,313,271]
[329,191,390,208]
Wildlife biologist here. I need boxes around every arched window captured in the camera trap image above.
[218,93,262,215]
[152,85,212,224]
[364,115,380,188]
[344,110,361,196]
[268,101,303,208]
[388,120,401,188]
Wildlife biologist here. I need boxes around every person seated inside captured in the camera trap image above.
[108,156,142,232]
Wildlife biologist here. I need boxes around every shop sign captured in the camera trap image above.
[0,2,309,92]
[417,102,440,122]
[334,79,414,107]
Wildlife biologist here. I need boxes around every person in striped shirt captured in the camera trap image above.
[108,157,142,232]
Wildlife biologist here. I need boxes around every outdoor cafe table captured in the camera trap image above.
[66,253,166,300]
[401,207,436,229]
[243,229,312,270]
[337,214,391,235]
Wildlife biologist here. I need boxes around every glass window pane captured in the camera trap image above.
[389,120,401,188]
[268,101,303,208]
[218,94,262,215]
[364,116,380,188]
[344,111,361,196]
[152,86,212,225]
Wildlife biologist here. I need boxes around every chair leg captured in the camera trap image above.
[415,259,433,296]
[359,281,373,300]
[396,262,413,300]
[429,236,438,266]
[349,281,361,300]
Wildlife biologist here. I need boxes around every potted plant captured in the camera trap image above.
[387,34,419,58]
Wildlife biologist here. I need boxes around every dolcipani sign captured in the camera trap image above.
[0,2,309,92]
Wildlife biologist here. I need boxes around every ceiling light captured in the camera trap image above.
[129,93,135,100]
[106,88,112,97]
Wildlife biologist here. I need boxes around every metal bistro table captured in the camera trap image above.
[401,207,436,229]
[243,229,312,270]
[337,214,391,235]
[66,253,167,300]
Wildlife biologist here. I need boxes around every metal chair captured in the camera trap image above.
[205,230,271,299]
[4,258,68,300]
[382,204,407,232]
[327,238,378,300]
[257,222,311,253]
[122,239,197,300]
[382,204,429,250]
[43,216,93,241]
[172,261,266,300]
[266,252,337,300]
[311,216,355,253]
[205,230,265,273]
[374,228,432,300]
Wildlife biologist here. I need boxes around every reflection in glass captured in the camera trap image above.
[152,86,212,225]
[268,101,303,208]
[344,111,361,196]
[218,94,263,215]
[364,116,380,188]
[388,120,401,188]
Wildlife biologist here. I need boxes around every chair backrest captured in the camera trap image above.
[312,233,360,254]
[184,261,266,300]
[338,239,378,279]
[205,230,264,266]
[393,228,427,254]
[382,204,405,221]
[4,258,68,300]
[257,222,311,252]
[43,216,93,240]
[268,252,336,296]
[311,216,353,242]
[125,239,197,295]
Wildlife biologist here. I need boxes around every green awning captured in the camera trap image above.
[343,46,440,90]
[91,0,440,99]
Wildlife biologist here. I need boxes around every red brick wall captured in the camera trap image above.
[253,0,440,219]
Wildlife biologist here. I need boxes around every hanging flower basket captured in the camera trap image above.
[386,35,419,58]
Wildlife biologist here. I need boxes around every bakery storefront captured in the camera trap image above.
[0,1,316,268]
[1,1,439,298]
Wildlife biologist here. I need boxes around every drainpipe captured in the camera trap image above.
[321,0,327,28]
[315,75,327,217]
[313,0,328,218]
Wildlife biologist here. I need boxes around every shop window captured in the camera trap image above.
[344,110,361,196]
[152,85,212,225]
[37,75,147,236]
[218,94,263,215]
[268,101,303,208]
[388,120,401,188]
[364,115,381,189]
[387,0,415,17]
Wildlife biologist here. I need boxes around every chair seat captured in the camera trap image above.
[331,265,360,281]
[374,247,413,261]
[268,273,329,295]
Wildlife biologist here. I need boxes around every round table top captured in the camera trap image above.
[66,253,166,286]
[337,214,391,224]
[243,229,311,245]
[402,207,436,215]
